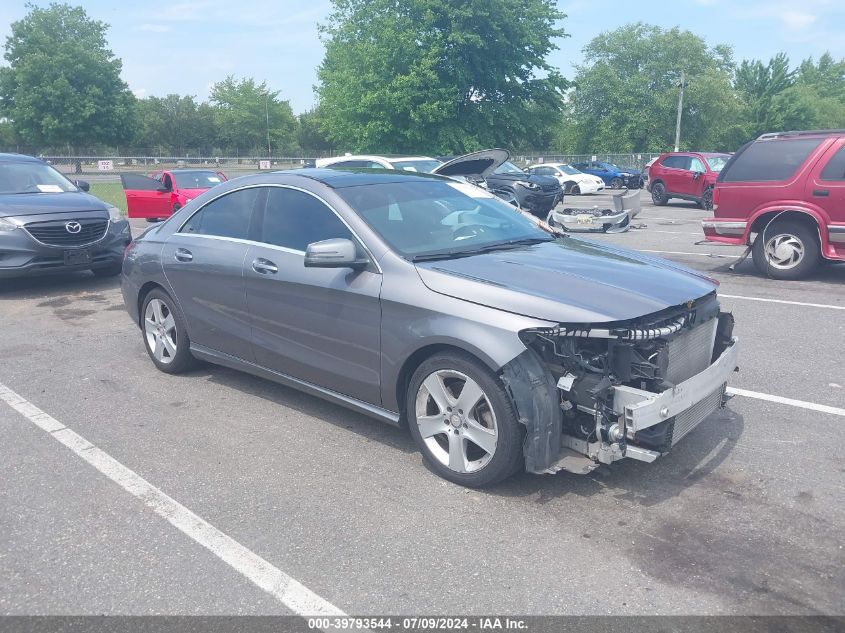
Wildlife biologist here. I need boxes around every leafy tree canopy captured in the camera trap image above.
[0,2,134,149]
[316,0,569,154]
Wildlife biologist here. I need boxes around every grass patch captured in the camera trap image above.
[88,181,127,214]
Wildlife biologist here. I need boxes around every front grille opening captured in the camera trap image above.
[25,218,108,247]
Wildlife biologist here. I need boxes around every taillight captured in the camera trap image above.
[123,241,135,260]
[712,186,720,211]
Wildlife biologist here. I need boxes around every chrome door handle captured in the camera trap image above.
[174,248,193,262]
[252,258,278,274]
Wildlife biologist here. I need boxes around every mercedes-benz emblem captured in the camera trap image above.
[65,221,82,234]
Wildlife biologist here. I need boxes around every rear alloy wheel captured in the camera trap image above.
[699,187,714,210]
[141,289,197,373]
[751,219,821,280]
[610,177,623,189]
[407,353,524,487]
[651,182,668,206]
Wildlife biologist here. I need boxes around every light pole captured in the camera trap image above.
[264,92,271,158]
[674,71,686,152]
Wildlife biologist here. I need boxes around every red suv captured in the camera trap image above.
[703,130,845,279]
[648,152,730,210]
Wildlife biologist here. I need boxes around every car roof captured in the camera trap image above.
[283,167,445,188]
[757,129,845,140]
[0,153,43,163]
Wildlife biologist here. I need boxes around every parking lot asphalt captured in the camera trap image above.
[0,192,843,616]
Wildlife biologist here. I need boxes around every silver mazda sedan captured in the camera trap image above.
[122,168,739,487]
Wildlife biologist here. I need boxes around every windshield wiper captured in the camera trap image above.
[411,236,552,262]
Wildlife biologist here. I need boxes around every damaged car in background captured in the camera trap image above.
[122,167,739,487]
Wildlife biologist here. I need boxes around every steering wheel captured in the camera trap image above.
[451,224,490,240]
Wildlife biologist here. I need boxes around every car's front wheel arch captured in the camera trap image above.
[395,343,502,427]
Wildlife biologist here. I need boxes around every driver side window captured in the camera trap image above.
[162,174,173,190]
[259,187,354,252]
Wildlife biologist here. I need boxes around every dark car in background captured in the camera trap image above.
[122,167,738,487]
[572,161,642,189]
[436,151,562,217]
[0,153,131,279]
[648,152,730,210]
[703,130,845,279]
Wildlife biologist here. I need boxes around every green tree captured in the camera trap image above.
[209,76,298,155]
[569,23,740,153]
[297,106,334,153]
[134,94,219,154]
[316,0,568,154]
[0,3,134,151]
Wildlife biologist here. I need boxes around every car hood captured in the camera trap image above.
[0,192,109,218]
[433,149,510,178]
[415,239,718,323]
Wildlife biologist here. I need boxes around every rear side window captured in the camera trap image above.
[259,188,353,252]
[720,138,823,182]
[820,146,845,181]
[181,188,261,239]
[661,156,689,170]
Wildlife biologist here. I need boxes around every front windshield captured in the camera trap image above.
[556,164,580,175]
[494,161,526,175]
[390,159,443,173]
[705,155,730,172]
[338,179,552,259]
[0,161,77,194]
[172,171,224,189]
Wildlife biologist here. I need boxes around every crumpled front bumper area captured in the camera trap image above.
[548,206,629,233]
[505,304,740,475]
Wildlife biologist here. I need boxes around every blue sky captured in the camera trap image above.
[1,0,843,114]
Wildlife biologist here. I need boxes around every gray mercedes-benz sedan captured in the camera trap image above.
[121,168,739,487]
[0,153,131,279]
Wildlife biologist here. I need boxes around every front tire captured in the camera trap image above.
[571,184,581,195]
[751,219,821,280]
[651,182,668,206]
[609,177,623,189]
[406,352,524,487]
[141,288,197,373]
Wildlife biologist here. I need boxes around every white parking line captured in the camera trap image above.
[727,387,845,417]
[719,294,845,311]
[0,381,345,618]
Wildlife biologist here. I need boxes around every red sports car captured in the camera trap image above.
[121,169,227,220]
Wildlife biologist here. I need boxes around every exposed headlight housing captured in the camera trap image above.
[0,217,17,232]
[515,180,540,190]
[107,206,124,222]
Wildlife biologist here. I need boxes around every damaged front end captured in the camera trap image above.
[502,293,740,475]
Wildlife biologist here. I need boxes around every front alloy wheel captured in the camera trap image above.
[751,219,821,280]
[651,182,668,205]
[407,353,524,487]
[610,177,623,189]
[415,370,498,474]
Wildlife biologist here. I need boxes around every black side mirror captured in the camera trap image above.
[74,180,90,192]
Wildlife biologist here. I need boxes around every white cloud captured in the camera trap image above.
[132,88,148,98]
[774,9,817,29]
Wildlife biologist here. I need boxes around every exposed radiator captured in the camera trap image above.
[671,384,726,446]
[665,318,717,385]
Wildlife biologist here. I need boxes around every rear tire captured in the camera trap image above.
[751,219,820,280]
[140,288,197,373]
[571,184,581,195]
[651,182,668,206]
[698,187,713,210]
[406,352,524,487]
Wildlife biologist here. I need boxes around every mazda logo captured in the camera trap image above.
[65,221,82,234]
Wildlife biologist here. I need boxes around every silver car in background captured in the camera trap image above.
[122,168,739,487]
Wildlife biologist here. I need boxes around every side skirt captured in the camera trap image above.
[190,343,401,427]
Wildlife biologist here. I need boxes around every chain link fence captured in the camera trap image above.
[4,151,665,212]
